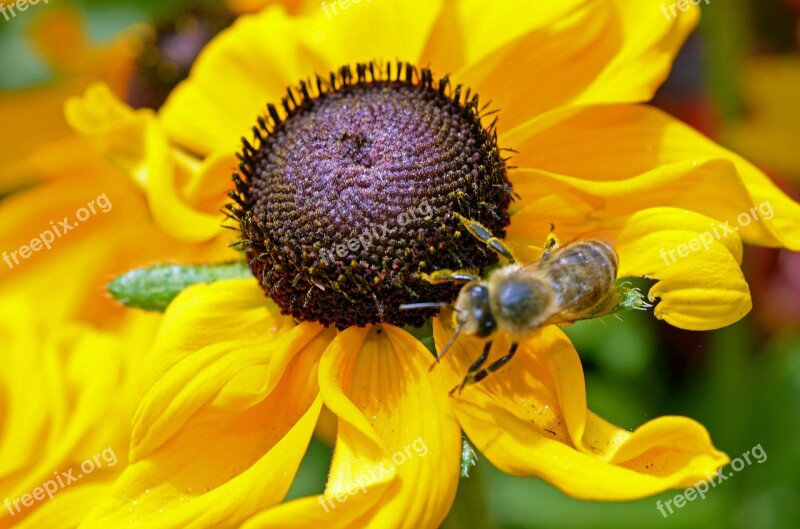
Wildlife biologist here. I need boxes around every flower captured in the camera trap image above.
[0,132,236,327]
[0,0,309,186]
[68,1,800,528]
[0,295,160,529]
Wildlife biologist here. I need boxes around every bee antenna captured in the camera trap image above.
[399,302,454,311]
[429,322,464,371]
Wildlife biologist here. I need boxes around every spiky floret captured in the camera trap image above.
[229,61,513,329]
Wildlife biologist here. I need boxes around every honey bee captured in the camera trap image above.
[402,215,648,395]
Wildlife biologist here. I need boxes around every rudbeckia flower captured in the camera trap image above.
[0,133,238,327]
[725,56,800,180]
[67,1,800,528]
[0,295,160,529]
[0,0,310,185]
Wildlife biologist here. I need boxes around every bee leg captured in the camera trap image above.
[452,342,520,394]
[449,341,493,396]
[454,213,518,263]
[420,269,479,284]
[540,223,560,263]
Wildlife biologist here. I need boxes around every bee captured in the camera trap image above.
[402,215,648,395]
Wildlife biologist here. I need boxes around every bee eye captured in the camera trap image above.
[467,285,496,337]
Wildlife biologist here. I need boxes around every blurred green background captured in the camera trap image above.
[2,1,799,528]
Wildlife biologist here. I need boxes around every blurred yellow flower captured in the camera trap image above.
[0,3,314,528]
[59,1,800,528]
[0,296,160,529]
[0,133,236,327]
[0,0,313,188]
[725,56,800,180]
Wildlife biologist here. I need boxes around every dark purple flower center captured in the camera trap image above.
[231,62,512,329]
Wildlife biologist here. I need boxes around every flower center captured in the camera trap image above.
[231,62,512,329]
[127,2,235,110]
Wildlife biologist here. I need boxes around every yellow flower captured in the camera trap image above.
[725,56,800,180]
[66,1,800,528]
[0,295,160,529]
[0,4,310,528]
[0,133,237,327]
[0,0,310,188]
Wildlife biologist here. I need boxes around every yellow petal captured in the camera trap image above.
[65,83,155,189]
[505,105,800,250]
[143,118,227,242]
[161,1,445,155]
[160,8,314,155]
[421,0,592,76]
[615,207,751,330]
[66,84,225,242]
[243,325,461,529]
[80,281,335,528]
[304,0,443,76]
[433,319,729,500]
[0,296,158,525]
[8,481,116,529]
[132,279,291,414]
[571,0,699,106]
[452,0,696,133]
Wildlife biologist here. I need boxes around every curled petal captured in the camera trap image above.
[615,207,752,330]
[66,84,223,242]
[434,319,729,500]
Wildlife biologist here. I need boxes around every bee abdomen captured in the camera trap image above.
[549,241,618,313]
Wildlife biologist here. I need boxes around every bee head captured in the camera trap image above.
[454,282,497,338]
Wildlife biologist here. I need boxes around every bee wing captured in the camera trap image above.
[511,237,626,325]
[517,228,618,272]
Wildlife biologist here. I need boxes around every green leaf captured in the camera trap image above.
[107,261,252,312]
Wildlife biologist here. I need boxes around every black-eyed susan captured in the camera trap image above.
[0,295,161,529]
[0,4,307,528]
[0,0,310,187]
[0,132,238,327]
[66,1,800,528]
